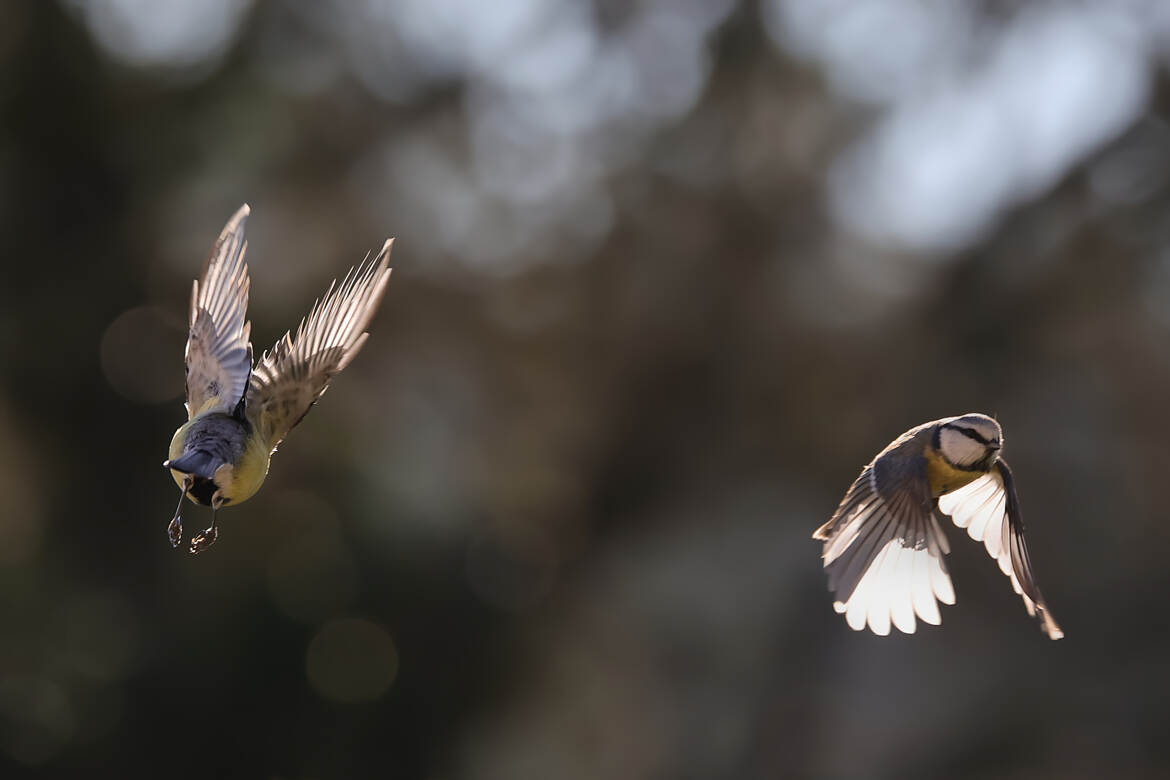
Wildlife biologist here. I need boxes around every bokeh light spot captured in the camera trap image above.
[305,618,399,703]
[100,306,185,404]
[67,0,252,72]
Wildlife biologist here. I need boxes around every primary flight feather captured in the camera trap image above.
[164,204,393,554]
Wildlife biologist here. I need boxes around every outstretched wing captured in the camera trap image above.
[185,204,253,419]
[936,460,1063,639]
[245,240,393,452]
[814,451,956,636]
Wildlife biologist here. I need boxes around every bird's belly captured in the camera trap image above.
[927,454,986,497]
[217,438,271,505]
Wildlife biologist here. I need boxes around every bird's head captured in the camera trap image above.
[937,413,1002,469]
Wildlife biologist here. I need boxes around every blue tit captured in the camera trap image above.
[163,204,393,554]
[813,413,1063,639]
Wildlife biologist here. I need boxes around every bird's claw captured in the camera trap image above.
[167,516,183,548]
[188,525,218,555]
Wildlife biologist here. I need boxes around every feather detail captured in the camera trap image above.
[184,204,253,419]
[246,239,393,452]
[936,460,1063,640]
[818,440,955,636]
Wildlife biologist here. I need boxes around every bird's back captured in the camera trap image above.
[168,412,269,506]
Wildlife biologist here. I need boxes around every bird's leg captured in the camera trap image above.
[189,493,223,555]
[168,476,192,548]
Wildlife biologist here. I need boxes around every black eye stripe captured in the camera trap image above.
[949,425,991,445]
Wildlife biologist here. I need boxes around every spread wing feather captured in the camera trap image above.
[936,460,1063,639]
[184,204,253,419]
[245,240,393,452]
[815,451,955,636]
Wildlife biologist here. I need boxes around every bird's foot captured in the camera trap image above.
[167,516,183,549]
[188,525,218,555]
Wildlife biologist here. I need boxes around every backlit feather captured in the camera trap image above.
[184,204,253,419]
[245,240,393,452]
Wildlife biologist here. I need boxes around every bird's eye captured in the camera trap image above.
[951,426,997,447]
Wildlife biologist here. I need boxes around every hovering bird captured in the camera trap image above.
[164,204,393,554]
[813,413,1062,639]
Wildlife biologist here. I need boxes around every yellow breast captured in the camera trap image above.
[221,434,271,505]
[926,447,987,498]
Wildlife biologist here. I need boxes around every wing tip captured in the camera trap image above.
[374,238,394,278]
[223,203,251,235]
[1038,607,1064,640]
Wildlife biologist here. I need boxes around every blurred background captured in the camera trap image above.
[2,0,1169,777]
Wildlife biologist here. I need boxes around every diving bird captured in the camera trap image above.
[813,414,1063,639]
[164,204,393,554]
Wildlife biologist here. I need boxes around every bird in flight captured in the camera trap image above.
[164,204,393,554]
[813,413,1063,639]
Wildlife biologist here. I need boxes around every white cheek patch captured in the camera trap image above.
[939,427,987,466]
